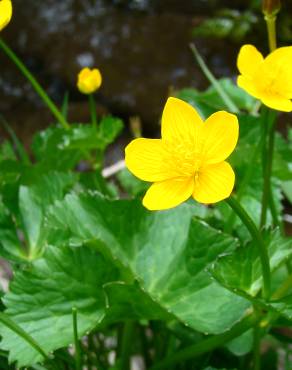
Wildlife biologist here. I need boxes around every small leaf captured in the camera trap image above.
[97,116,123,149]
[211,229,292,296]
[18,171,77,259]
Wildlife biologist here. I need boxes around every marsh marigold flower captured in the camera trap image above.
[0,0,12,31]
[125,97,238,210]
[77,67,102,94]
[237,44,292,112]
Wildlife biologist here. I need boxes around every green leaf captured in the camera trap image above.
[282,180,292,203]
[116,168,148,196]
[0,313,47,361]
[79,171,118,198]
[0,245,118,366]
[103,282,172,324]
[32,119,123,171]
[31,126,81,171]
[176,78,256,115]
[97,116,123,150]
[0,141,17,162]
[217,113,284,234]
[211,229,292,297]
[0,171,77,261]
[18,171,77,259]
[0,198,27,261]
[47,192,249,335]
[226,329,253,356]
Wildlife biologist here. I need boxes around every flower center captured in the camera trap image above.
[164,141,202,178]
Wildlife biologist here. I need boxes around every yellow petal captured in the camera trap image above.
[237,45,264,77]
[200,111,239,165]
[125,138,180,182]
[0,0,12,31]
[143,177,194,211]
[264,46,292,98]
[237,75,262,99]
[193,162,235,204]
[161,97,203,143]
[261,94,292,112]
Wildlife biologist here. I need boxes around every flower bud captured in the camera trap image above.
[77,67,102,94]
[262,0,281,16]
[0,0,12,31]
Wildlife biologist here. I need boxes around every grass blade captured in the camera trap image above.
[189,43,239,113]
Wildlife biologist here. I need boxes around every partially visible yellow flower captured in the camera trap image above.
[125,97,238,211]
[0,0,12,31]
[237,44,292,112]
[77,67,102,94]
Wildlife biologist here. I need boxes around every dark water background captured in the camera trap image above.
[2,0,290,145]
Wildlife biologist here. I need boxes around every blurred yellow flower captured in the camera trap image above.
[125,97,238,210]
[0,0,12,31]
[237,44,292,112]
[77,67,102,94]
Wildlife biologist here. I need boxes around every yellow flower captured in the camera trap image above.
[0,0,12,31]
[237,44,292,112]
[125,97,238,210]
[77,67,102,94]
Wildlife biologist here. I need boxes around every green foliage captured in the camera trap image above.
[45,193,249,335]
[177,78,256,117]
[0,245,118,366]
[212,229,292,296]
[32,117,123,171]
[0,171,77,261]
[0,33,291,370]
[192,10,257,42]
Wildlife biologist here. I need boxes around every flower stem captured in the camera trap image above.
[0,37,70,130]
[89,94,97,128]
[260,109,277,228]
[269,186,282,230]
[253,325,261,370]
[264,14,277,52]
[149,314,259,370]
[72,308,81,370]
[119,321,135,370]
[226,196,271,300]
[0,312,47,360]
[224,135,263,233]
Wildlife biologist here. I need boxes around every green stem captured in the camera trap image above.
[61,92,70,120]
[189,43,239,113]
[89,94,97,128]
[224,136,263,233]
[149,314,259,370]
[139,325,152,368]
[0,312,47,360]
[253,305,262,370]
[119,321,135,370]
[0,37,70,130]
[253,323,261,370]
[72,308,81,370]
[260,110,277,228]
[226,196,271,300]
[264,14,277,52]
[269,186,282,230]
